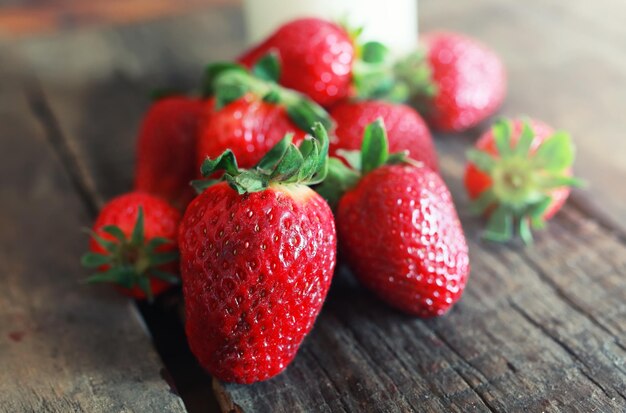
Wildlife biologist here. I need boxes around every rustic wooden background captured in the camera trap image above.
[1,1,626,412]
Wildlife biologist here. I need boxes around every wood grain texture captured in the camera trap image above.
[0,49,185,413]
[8,0,626,411]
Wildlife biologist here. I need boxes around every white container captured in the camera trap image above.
[243,0,418,56]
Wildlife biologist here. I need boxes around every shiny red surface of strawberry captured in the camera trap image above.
[423,32,506,132]
[134,96,203,209]
[337,164,469,316]
[330,100,438,171]
[181,124,336,383]
[196,95,306,171]
[239,18,354,107]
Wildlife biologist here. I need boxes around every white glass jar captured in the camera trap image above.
[243,0,418,56]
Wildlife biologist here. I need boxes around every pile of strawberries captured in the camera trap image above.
[81,18,580,384]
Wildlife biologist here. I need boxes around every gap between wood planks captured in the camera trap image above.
[24,79,218,413]
[26,77,626,412]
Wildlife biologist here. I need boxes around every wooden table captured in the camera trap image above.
[1,1,626,412]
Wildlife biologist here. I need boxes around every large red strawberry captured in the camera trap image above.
[180,124,336,383]
[134,96,203,209]
[329,100,438,171]
[396,31,506,132]
[318,120,469,316]
[82,192,181,300]
[465,118,581,243]
[197,63,333,171]
[239,17,396,107]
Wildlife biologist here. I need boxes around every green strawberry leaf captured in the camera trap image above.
[81,252,111,268]
[101,225,126,242]
[533,131,575,171]
[538,174,585,190]
[514,121,535,156]
[252,52,281,83]
[492,119,513,157]
[518,218,533,245]
[270,144,304,181]
[483,206,513,242]
[227,171,268,194]
[256,134,292,173]
[201,149,239,177]
[286,98,333,133]
[361,41,389,64]
[361,118,389,175]
[130,208,144,246]
[203,62,248,97]
[466,149,497,173]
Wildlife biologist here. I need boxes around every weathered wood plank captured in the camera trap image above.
[0,48,185,413]
[13,0,626,411]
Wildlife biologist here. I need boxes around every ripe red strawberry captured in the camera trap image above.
[318,120,469,316]
[197,63,333,171]
[465,118,581,243]
[238,18,354,106]
[180,124,336,383]
[396,32,506,132]
[329,100,438,171]
[239,18,398,107]
[82,192,181,300]
[134,96,204,209]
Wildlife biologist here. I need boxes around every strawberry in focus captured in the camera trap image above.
[197,61,333,171]
[396,31,506,132]
[318,120,469,317]
[180,124,336,383]
[82,192,181,300]
[134,96,203,209]
[465,118,582,243]
[330,100,438,171]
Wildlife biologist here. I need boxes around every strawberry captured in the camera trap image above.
[197,62,333,171]
[239,17,397,107]
[317,120,469,316]
[395,31,506,132]
[329,100,438,171]
[465,118,582,243]
[81,192,181,300]
[179,124,336,383]
[134,96,203,209]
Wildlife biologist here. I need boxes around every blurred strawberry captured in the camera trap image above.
[330,100,438,171]
[396,31,506,132]
[465,118,582,243]
[82,192,180,300]
[134,96,203,209]
[239,17,398,107]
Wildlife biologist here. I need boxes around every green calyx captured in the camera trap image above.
[339,20,406,102]
[81,208,179,301]
[316,118,415,208]
[193,122,330,195]
[392,48,437,103]
[202,55,333,133]
[466,118,584,244]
